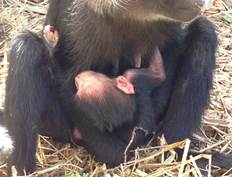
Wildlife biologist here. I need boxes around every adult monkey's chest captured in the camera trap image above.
[55,18,181,77]
[49,0,197,76]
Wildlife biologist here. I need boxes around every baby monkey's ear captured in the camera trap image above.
[116,76,135,95]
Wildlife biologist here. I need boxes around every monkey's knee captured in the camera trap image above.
[9,31,49,67]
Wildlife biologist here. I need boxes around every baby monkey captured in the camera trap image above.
[73,47,166,144]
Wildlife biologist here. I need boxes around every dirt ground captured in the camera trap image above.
[0,0,231,176]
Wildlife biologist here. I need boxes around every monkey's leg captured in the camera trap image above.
[161,17,217,144]
[5,31,70,175]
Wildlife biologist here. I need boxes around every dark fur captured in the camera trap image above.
[5,0,232,175]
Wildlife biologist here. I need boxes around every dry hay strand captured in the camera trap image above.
[0,0,231,176]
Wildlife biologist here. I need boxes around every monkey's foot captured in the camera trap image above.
[43,25,59,48]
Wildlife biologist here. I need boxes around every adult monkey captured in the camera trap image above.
[5,0,221,175]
